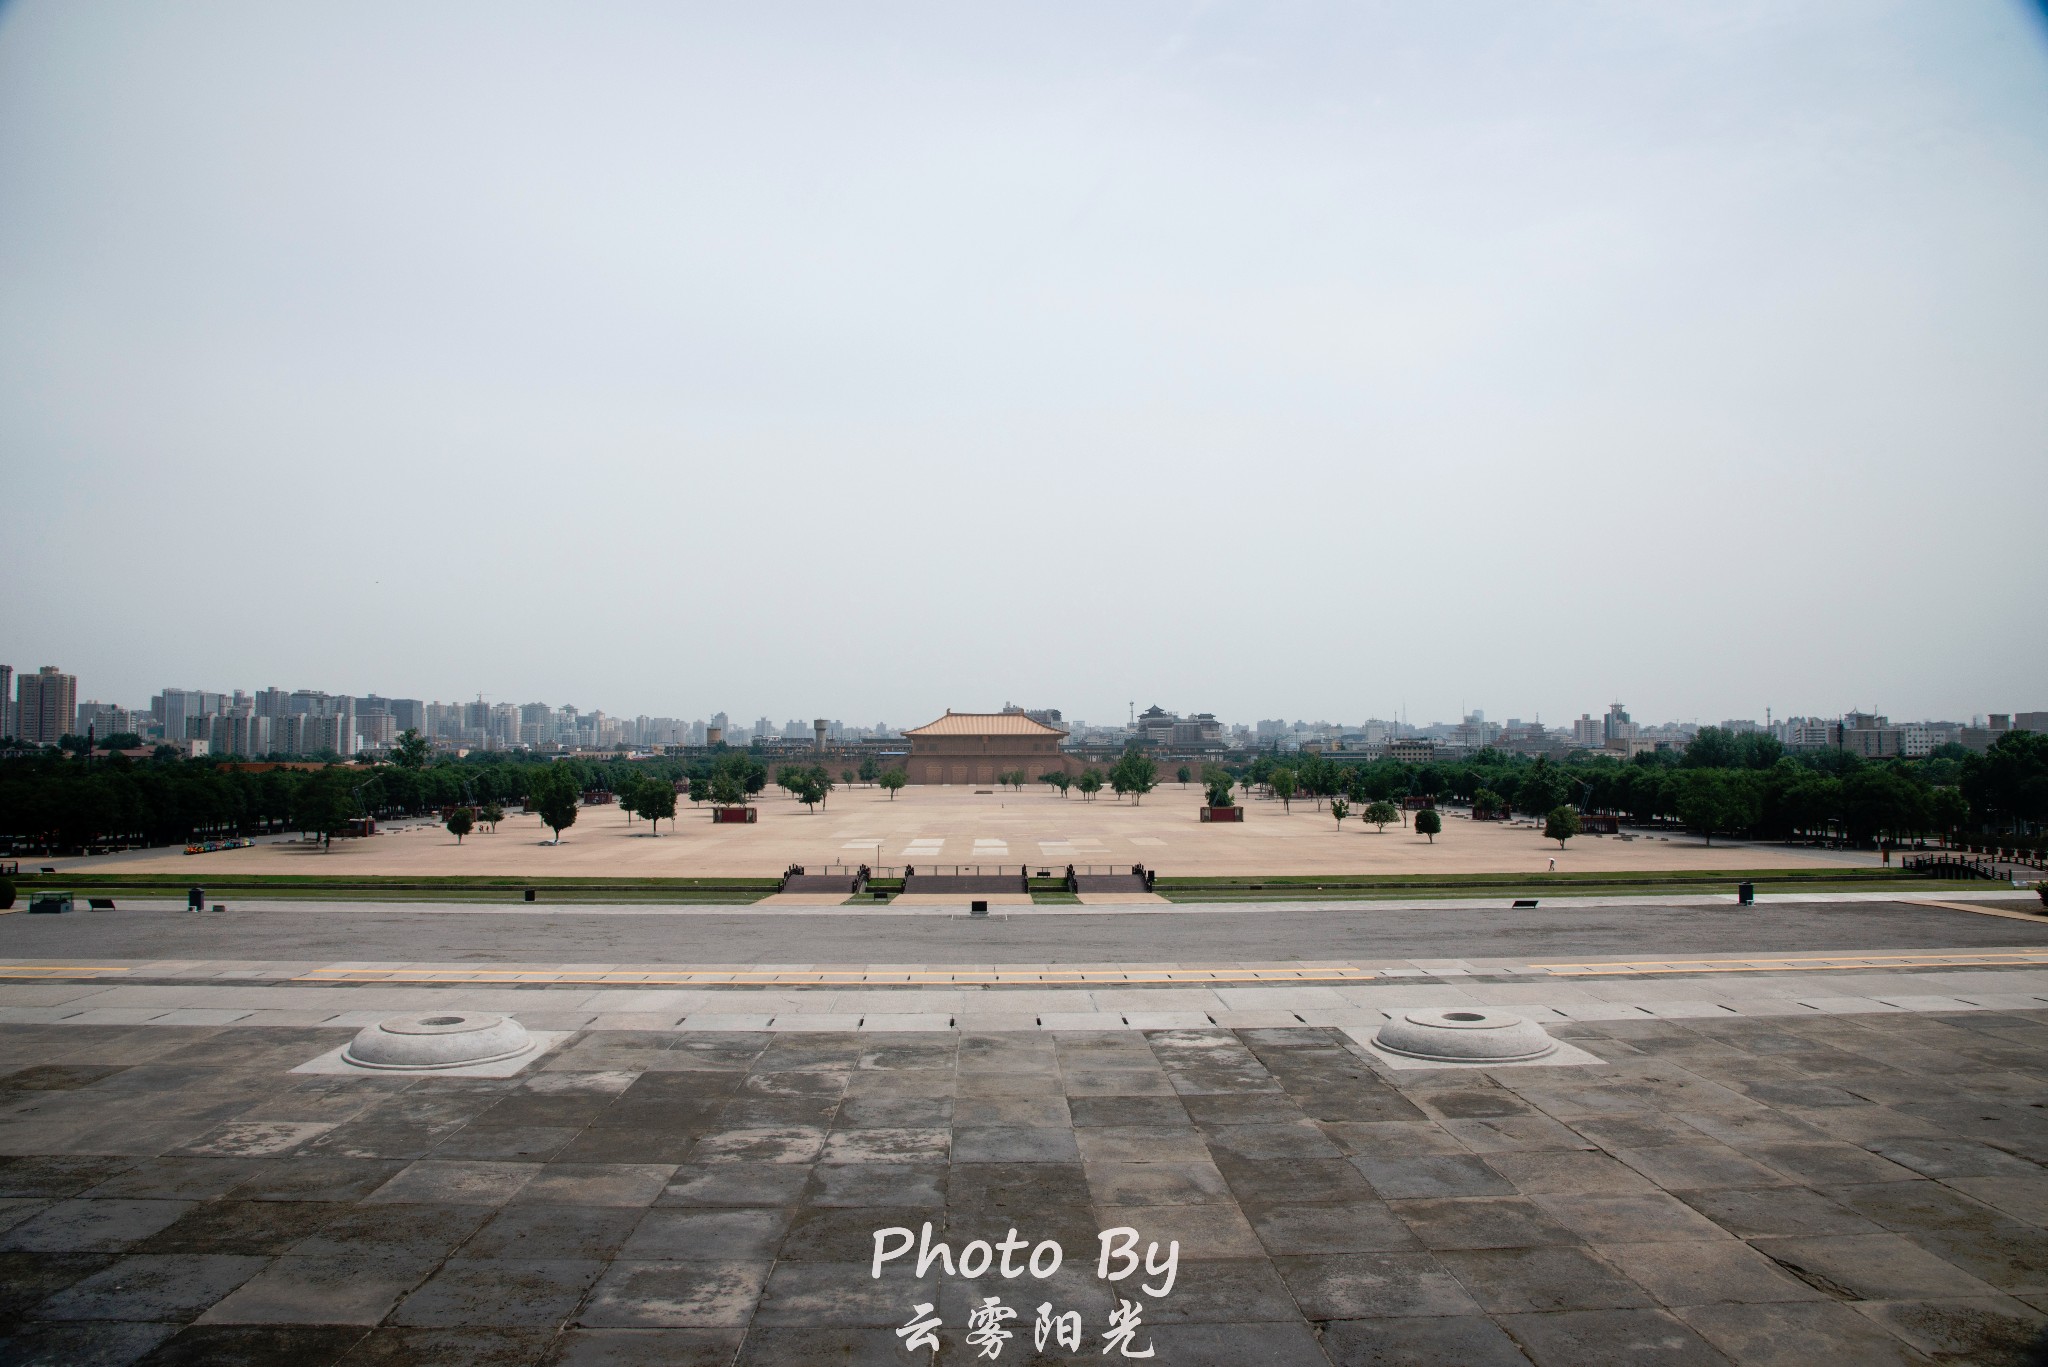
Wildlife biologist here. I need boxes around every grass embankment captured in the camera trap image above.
[5,871,777,904]
[4,866,1983,907]
[1156,867,1959,903]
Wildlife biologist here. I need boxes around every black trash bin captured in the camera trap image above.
[187,886,206,913]
[1738,881,1755,906]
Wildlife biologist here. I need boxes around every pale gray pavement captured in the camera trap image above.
[4,898,2047,966]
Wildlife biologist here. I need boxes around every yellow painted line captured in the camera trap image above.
[293,965,1384,986]
[1536,952,2048,977]
[1909,900,2048,925]
[0,965,132,976]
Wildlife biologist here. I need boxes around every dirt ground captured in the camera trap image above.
[89,785,1884,879]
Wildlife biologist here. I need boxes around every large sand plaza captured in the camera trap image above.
[83,784,1884,880]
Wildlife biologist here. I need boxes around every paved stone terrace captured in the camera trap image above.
[3,955,2047,1037]
[1,1010,2045,1365]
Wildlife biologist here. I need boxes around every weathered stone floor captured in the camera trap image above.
[0,1011,2044,1365]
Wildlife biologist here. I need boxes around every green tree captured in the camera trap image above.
[391,728,431,770]
[1960,731,2048,834]
[1929,787,1968,845]
[1204,769,1235,808]
[1330,797,1350,829]
[638,782,676,834]
[1109,748,1158,805]
[1681,727,1741,769]
[1415,807,1441,843]
[858,756,879,783]
[295,768,362,849]
[792,772,826,812]
[1544,805,1582,847]
[1363,800,1398,833]
[1676,769,1761,846]
[446,807,474,844]
[1471,787,1502,819]
[1515,758,1568,817]
[1077,770,1103,801]
[1297,754,1336,811]
[529,765,581,843]
[478,801,504,832]
[1176,765,1192,787]
[711,752,761,807]
[1041,771,1072,797]
[879,769,907,800]
[1271,766,1297,813]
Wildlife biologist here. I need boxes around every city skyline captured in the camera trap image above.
[11,657,2037,760]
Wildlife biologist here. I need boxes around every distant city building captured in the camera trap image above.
[1602,703,1636,748]
[1572,714,1603,749]
[1836,711,1904,759]
[0,665,11,739]
[358,695,425,734]
[358,712,398,750]
[1386,738,1435,764]
[16,665,78,744]
[270,714,307,754]
[75,702,136,738]
[1783,718,1833,749]
[154,688,224,742]
[210,713,271,758]
[1128,705,1223,751]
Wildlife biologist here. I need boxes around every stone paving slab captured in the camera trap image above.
[0,1012,2043,1364]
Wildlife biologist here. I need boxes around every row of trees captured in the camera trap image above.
[4,726,2041,854]
[1213,730,2047,849]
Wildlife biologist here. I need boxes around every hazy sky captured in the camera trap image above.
[3,2,2044,729]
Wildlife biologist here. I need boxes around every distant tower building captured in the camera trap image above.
[16,665,78,744]
[814,719,829,752]
[1603,702,1635,745]
[0,664,12,739]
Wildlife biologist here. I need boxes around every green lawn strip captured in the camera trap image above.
[1161,877,1977,903]
[7,871,776,904]
[1031,891,1082,904]
[1154,867,1914,896]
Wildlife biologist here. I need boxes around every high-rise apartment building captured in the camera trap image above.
[357,712,397,750]
[75,702,135,739]
[154,688,224,741]
[0,665,12,739]
[16,666,78,744]
[270,714,306,754]
[209,713,272,758]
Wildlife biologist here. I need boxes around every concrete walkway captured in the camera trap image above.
[4,951,2045,1034]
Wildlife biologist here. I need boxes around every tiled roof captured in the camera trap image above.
[903,711,1066,737]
